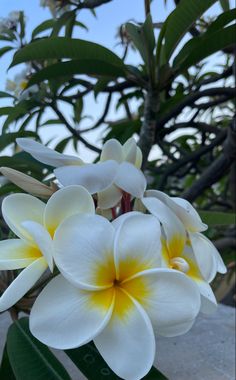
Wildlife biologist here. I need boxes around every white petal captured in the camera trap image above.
[191,232,226,275]
[112,211,142,230]
[114,213,161,281]
[122,268,200,337]
[195,279,217,314]
[16,138,83,167]
[30,275,114,349]
[189,232,221,282]
[135,146,143,169]
[0,257,47,312]
[97,185,122,209]
[0,239,41,269]
[44,185,95,235]
[100,139,123,163]
[114,162,146,198]
[2,194,45,243]
[22,221,53,271]
[94,289,155,380]
[145,190,207,232]
[54,214,115,290]
[54,160,119,194]
[142,196,186,257]
[122,138,137,165]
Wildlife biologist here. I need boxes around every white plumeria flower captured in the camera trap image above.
[141,196,227,314]
[6,69,38,100]
[16,137,146,209]
[30,213,200,380]
[0,185,94,312]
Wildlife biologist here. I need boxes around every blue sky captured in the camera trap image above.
[0,0,230,161]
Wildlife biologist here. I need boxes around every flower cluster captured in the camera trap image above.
[0,11,20,34]
[40,0,71,18]
[6,67,38,100]
[0,137,226,380]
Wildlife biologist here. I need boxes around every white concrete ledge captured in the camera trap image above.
[0,304,235,380]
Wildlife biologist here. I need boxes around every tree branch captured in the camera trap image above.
[182,118,236,201]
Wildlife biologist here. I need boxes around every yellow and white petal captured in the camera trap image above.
[30,275,114,349]
[16,138,83,167]
[2,194,45,243]
[122,268,201,337]
[189,232,221,283]
[54,214,115,290]
[0,257,47,312]
[97,185,122,209]
[142,196,186,257]
[22,221,53,272]
[100,139,123,163]
[114,214,161,281]
[0,239,41,270]
[54,160,119,194]
[44,185,95,235]
[122,138,138,165]
[114,162,146,198]
[94,289,155,380]
[145,190,207,232]
[195,279,217,314]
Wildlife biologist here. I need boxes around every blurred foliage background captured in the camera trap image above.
[0,0,235,306]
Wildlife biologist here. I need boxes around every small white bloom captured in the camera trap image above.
[30,213,200,380]
[0,185,95,312]
[6,68,38,100]
[16,137,146,209]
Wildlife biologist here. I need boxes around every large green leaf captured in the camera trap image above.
[207,8,236,34]
[125,15,155,67]
[66,342,167,380]
[199,211,236,226]
[173,24,236,72]
[162,0,217,61]
[10,38,125,75]
[0,344,16,380]
[7,318,71,380]
[27,60,126,87]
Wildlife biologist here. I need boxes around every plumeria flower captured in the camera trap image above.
[141,196,227,314]
[16,137,146,209]
[0,185,94,312]
[6,68,38,100]
[40,0,70,18]
[30,213,200,380]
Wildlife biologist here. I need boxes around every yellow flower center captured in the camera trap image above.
[20,80,28,90]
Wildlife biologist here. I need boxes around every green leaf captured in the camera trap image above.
[0,131,38,151]
[51,11,75,36]
[65,342,167,380]
[0,91,15,99]
[219,0,230,11]
[104,119,141,143]
[0,107,12,116]
[19,11,25,40]
[173,24,236,73]
[125,14,155,66]
[32,19,55,39]
[0,344,16,380]
[10,37,125,74]
[2,100,39,132]
[27,59,126,87]
[199,211,236,225]
[207,8,236,34]
[0,46,13,58]
[7,317,71,380]
[163,0,217,61]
